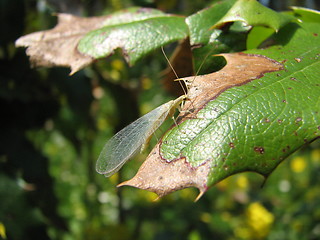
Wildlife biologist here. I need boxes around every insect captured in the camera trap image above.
[96,46,210,177]
[96,94,187,176]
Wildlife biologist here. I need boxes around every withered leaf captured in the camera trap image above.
[15,8,168,74]
[119,53,284,199]
[15,13,106,74]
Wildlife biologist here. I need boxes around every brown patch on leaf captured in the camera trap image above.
[15,14,108,74]
[181,53,284,118]
[118,144,211,200]
[254,146,265,154]
[120,53,283,199]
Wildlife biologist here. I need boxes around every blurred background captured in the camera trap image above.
[1,0,320,239]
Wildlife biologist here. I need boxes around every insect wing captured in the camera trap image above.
[96,100,176,176]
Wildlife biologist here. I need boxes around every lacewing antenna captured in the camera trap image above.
[161,46,189,96]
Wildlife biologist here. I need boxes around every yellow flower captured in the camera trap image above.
[246,202,274,239]
[290,156,307,173]
[0,222,7,239]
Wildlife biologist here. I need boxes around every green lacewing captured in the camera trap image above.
[96,46,210,177]
[96,94,187,176]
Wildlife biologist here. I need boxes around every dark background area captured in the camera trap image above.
[1,0,320,239]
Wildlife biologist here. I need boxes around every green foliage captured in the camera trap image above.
[162,17,320,185]
[78,8,188,65]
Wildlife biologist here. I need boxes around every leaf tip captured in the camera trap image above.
[194,188,207,202]
[117,143,211,198]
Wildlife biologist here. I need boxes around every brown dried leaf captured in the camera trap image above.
[119,53,283,199]
[119,143,211,200]
[15,14,108,74]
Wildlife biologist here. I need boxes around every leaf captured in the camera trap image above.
[119,53,284,198]
[78,16,188,65]
[15,7,173,74]
[289,6,320,23]
[16,13,95,74]
[119,19,320,199]
[185,0,246,73]
[186,0,235,46]
[185,0,294,73]
[247,8,320,49]
[211,0,294,31]
[15,1,290,74]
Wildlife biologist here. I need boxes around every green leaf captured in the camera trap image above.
[186,0,246,73]
[160,20,320,187]
[78,14,188,65]
[185,0,293,73]
[247,8,320,49]
[212,0,294,31]
[289,6,320,23]
[246,26,274,49]
[186,0,236,46]
[100,7,167,26]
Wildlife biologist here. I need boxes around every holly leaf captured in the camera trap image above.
[15,1,292,75]
[211,0,294,31]
[289,6,320,23]
[15,7,185,74]
[78,15,188,66]
[119,18,320,199]
[186,0,294,73]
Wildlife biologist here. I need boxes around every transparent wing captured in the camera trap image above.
[96,100,176,176]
